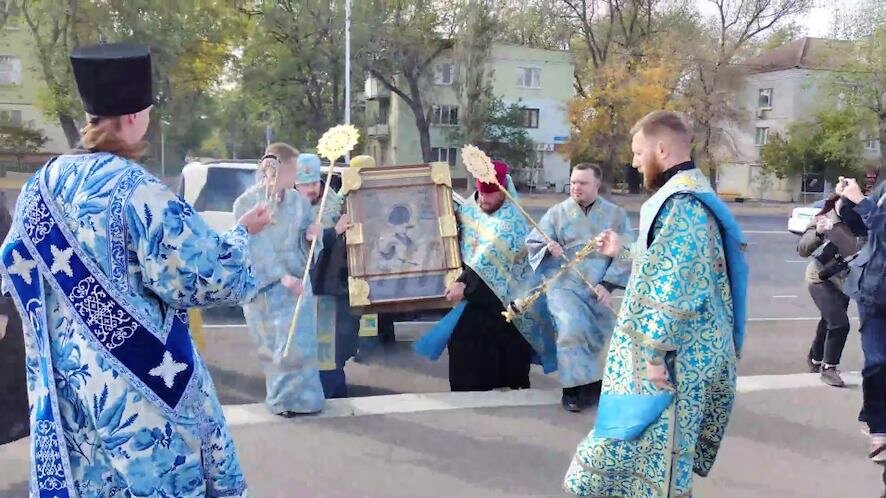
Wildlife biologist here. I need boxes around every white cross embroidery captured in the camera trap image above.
[148,351,187,389]
[8,249,37,285]
[49,245,74,277]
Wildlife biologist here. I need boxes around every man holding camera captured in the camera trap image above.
[837,176,886,464]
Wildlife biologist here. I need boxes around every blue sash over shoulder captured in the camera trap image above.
[0,166,199,497]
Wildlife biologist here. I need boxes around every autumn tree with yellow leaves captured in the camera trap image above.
[565,57,680,188]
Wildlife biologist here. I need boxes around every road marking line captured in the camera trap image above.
[747,316,859,322]
[206,316,862,328]
[221,372,862,426]
[784,260,807,263]
[744,230,790,234]
[772,295,798,299]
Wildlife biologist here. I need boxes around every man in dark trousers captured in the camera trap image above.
[443,160,556,391]
[0,190,27,445]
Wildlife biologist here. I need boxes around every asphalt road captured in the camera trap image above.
[3,208,884,498]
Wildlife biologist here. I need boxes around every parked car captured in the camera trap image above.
[788,199,825,235]
[178,159,346,233]
[178,158,463,336]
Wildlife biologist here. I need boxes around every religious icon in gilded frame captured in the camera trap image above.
[341,162,462,313]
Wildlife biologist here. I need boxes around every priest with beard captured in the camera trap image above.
[438,160,557,392]
[563,111,748,498]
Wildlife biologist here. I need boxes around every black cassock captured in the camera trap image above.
[0,191,28,445]
[447,266,533,392]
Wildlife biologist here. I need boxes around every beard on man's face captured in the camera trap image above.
[478,193,504,214]
[642,157,666,191]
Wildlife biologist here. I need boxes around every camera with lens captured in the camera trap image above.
[814,221,865,281]
[816,242,850,280]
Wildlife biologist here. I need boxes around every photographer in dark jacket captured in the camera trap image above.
[837,177,886,464]
[797,195,868,387]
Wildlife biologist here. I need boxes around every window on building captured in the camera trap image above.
[431,147,459,167]
[517,67,541,89]
[0,56,22,86]
[758,88,773,108]
[0,109,22,126]
[378,98,390,124]
[754,127,769,146]
[865,138,880,151]
[520,108,540,128]
[431,105,459,126]
[434,63,455,85]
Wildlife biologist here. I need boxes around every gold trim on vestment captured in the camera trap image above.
[459,216,517,264]
[632,294,699,321]
[622,322,677,352]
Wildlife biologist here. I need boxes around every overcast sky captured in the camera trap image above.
[693,0,862,38]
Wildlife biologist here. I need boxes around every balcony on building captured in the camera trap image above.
[367,123,390,138]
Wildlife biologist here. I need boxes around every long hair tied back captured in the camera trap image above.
[79,115,148,160]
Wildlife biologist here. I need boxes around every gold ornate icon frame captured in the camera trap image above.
[343,162,462,313]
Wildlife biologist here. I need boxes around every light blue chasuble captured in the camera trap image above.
[453,193,558,372]
[233,184,325,414]
[526,196,633,387]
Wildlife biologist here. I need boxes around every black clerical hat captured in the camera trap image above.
[70,42,154,117]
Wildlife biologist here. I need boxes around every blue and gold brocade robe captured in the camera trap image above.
[564,169,747,498]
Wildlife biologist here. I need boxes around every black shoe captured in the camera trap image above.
[276,411,302,418]
[581,381,603,406]
[562,387,583,412]
[807,357,822,374]
[820,366,845,388]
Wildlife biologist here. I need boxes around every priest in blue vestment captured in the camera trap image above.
[0,43,271,497]
[564,111,748,498]
[234,144,326,416]
[526,162,632,412]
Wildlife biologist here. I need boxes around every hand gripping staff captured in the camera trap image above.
[502,234,605,322]
[460,145,605,304]
[281,125,360,358]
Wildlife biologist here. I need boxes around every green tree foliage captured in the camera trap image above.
[761,109,866,180]
[0,124,47,153]
[450,96,535,173]
[359,0,458,162]
[235,0,356,151]
[827,7,886,179]
[16,0,243,173]
[453,0,498,146]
